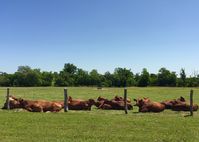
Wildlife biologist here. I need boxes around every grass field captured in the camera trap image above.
[0,87,199,142]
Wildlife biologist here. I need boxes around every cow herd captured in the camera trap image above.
[1,95,198,113]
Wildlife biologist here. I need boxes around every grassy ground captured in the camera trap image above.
[0,87,199,142]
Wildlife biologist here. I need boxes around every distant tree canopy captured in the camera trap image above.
[157,68,177,87]
[137,68,150,87]
[0,63,199,87]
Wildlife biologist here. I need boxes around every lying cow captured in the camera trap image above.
[161,96,198,111]
[172,103,198,111]
[96,96,133,110]
[2,96,22,109]
[68,96,86,103]
[68,99,96,111]
[113,95,131,103]
[161,96,186,109]
[2,96,62,112]
[52,96,96,111]
[134,98,165,113]
[19,99,62,112]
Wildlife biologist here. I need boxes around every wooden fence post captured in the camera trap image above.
[6,88,10,110]
[124,88,128,114]
[190,89,193,116]
[64,88,68,112]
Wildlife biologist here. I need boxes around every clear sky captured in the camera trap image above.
[0,0,199,76]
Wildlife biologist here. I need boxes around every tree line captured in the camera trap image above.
[0,63,199,87]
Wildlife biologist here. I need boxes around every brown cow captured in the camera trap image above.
[68,96,85,103]
[68,99,96,110]
[134,98,165,113]
[113,95,131,103]
[96,96,133,110]
[2,96,22,109]
[161,96,198,111]
[52,96,73,108]
[171,97,198,112]
[53,96,95,110]
[19,99,62,112]
[53,96,85,108]
[52,101,65,108]
[161,96,186,109]
[172,103,198,111]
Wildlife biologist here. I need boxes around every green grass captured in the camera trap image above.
[0,87,199,142]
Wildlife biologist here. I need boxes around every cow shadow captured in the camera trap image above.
[184,114,193,117]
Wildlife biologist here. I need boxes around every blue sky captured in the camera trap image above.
[0,0,199,76]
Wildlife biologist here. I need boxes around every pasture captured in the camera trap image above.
[0,87,199,142]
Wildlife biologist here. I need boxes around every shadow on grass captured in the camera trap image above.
[184,114,193,117]
[133,112,140,114]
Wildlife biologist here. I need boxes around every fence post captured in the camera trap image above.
[64,88,69,112]
[124,88,128,114]
[6,88,10,110]
[190,89,193,116]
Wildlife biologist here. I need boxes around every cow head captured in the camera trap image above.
[134,98,145,107]
[88,99,96,106]
[95,101,101,107]
[68,96,72,102]
[2,96,22,109]
[97,96,107,102]
[18,98,26,108]
[114,96,123,101]
[178,96,186,102]
[172,96,186,105]
[143,97,151,103]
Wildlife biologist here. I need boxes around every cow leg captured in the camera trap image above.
[140,107,149,113]
[98,102,105,109]
[32,105,43,112]
[26,107,33,112]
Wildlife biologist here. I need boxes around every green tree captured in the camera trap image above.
[103,72,114,87]
[0,73,12,86]
[41,72,53,86]
[138,68,150,87]
[54,63,77,86]
[63,63,77,75]
[157,68,177,87]
[12,66,41,86]
[89,69,101,86]
[180,68,186,87]
[75,69,90,86]
[149,73,158,86]
[113,68,134,87]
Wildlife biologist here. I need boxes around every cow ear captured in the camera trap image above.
[140,99,144,103]
[180,96,185,101]
[19,98,23,102]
